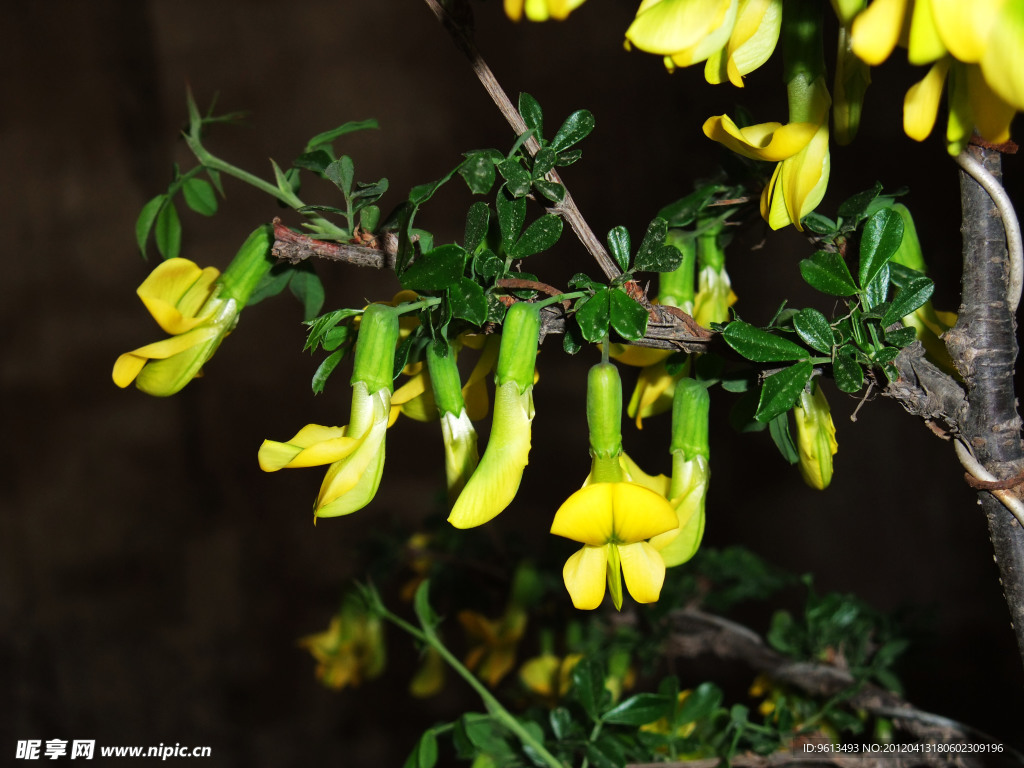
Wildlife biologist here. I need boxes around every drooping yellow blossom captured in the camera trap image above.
[504,0,587,21]
[258,303,399,519]
[409,647,446,698]
[648,378,709,566]
[519,653,583,702]
[552,363,679,610]
[299,596,386,690]
[113,226,273,396]
[625,0,783,87]
[793,382,838,490]
[448,303,540,529]
[389,362,438,426]
[459,606,528,688]
[850,0,1023,152]
[552,482,679,610]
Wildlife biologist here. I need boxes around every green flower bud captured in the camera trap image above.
[496,302,541,392]
[587,363,623,462]
[670,379,710,461]
[426,342,467,417]
[794,382,838,490]
[351,303,400,394]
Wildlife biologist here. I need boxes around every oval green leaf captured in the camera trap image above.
[575,289,611,343]
[793,308,834,354]
[182,177,217,216]
[755,361,813,423]
[882,276,934,327]
[609,289,648,341]
[858,208,904,289]
[448,277,487,325]
[832,349,864,393]
[154,199,182,260]
[511,214,562,259]
[606,226,631,272]
[518,92,544,138]
[550,109,595,152]
[136,194,166,256]
[799,250,857,296]
[723,321,809,362]
[400,244,467,291]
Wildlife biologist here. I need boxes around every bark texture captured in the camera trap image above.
[944,145,1024,667]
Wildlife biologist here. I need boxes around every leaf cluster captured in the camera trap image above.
[721,187,934,423]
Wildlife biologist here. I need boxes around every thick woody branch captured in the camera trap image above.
[943,145,1024,669]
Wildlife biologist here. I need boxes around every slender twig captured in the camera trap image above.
[420,0,621,282]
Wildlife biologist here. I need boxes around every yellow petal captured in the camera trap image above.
[966,63,1015,144]
[626,362,677,429]
[447,382,533,528]
[608,344,672,368]
[765,121,831,231]
[708,0,782,86]
[794,385,838,490]
[550,483,616,545]
[620,453,671,497]
[316,417,388,517]
[906,0,946,64]
[851,0,909,65]
[703,114,819,161]
[617,541,667,603]
[258,425,358,471]
[903,57,951,141]
[611,483,680,542]
[981,0,1024,110]
[505,0,525,21]
[666,0,738,68]
[525,0,550,20]
[138,258,221,334]
[930,0,1004,64]
[463,336,500,421]
[562,545,609,610]
[626,0,734,56]
[441,409,480,500]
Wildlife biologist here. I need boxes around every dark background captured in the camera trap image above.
[4,1,1023,765]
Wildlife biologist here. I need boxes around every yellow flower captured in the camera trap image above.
[551,482,679,610]
[851,0,1022,152]
[258,383,391,518]
[459,606,528,688]
[299,597,386,690]
[448,303,540,529]
[258,304,399,520]
[462,335,500,421]
[793,382,838,490]
[389,363,438,426]
[113,258,234,396]
[519,653,583,702]
[704,77,831,230]
[113,226,272,396]
[409,647,446,698]
[693,262,738,328]
[504,0,587,21]
[626,0,782,86]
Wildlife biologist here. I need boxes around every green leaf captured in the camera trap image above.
[136,194,167,256]
[448,278,488,325]
[755,361,813,422]
[832,349,864,393]
[723,321,809,362]
[325,155,355,197]
[793,308,834,354]
[555,149,582,166]
[862,262,890,310]
[511,215,562,259]
[154,199,182,260]
[569,658,607,722]
[182,177,217,216]
[401,244,467,291]
[464,202,490,253]
[304,119,379,152]
[460,152,497,195]
[289,266,325,321]
[837,182,884,225]
[563,321,584,354]
[656,183,724,228]
[550,109,595,152]
[292,149,333,175]
[882,276,934,326]
[496,188,526,254]
[497,158,532,197]
[533,147,558,178]
[602,693,674,726]
[360,205,381,232]
[583,742,620,768]
[248,263,293,307]
[575,290,611,343]
[606,226,631,272]
[799,251,857,296]
[311,350,344,394]
[351,178,388,205]
[768,412,800,464]
[858,208,904,289]
[802,211,838,236]
[884,325,918,347]
[473,249,504,281]
[415,730,438,768]
[633,218,679,273]
[533,179,565,203]
[675,681,723,723]
[549,708,572,740]
[609,289,648,342]
[413,580,441,632]
[519,92,544,139]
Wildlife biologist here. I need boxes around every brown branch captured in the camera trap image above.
[271,218,398,269]
[662,608,1005,747]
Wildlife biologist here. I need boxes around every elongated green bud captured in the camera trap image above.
[587,362,623,461]
[426,343,466,417]
[496,302,541,392]
[670,379,710,461]
[351,304,400,394]
[890,204,926,273]
[217,225,275,305]
[660,233,696,312]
